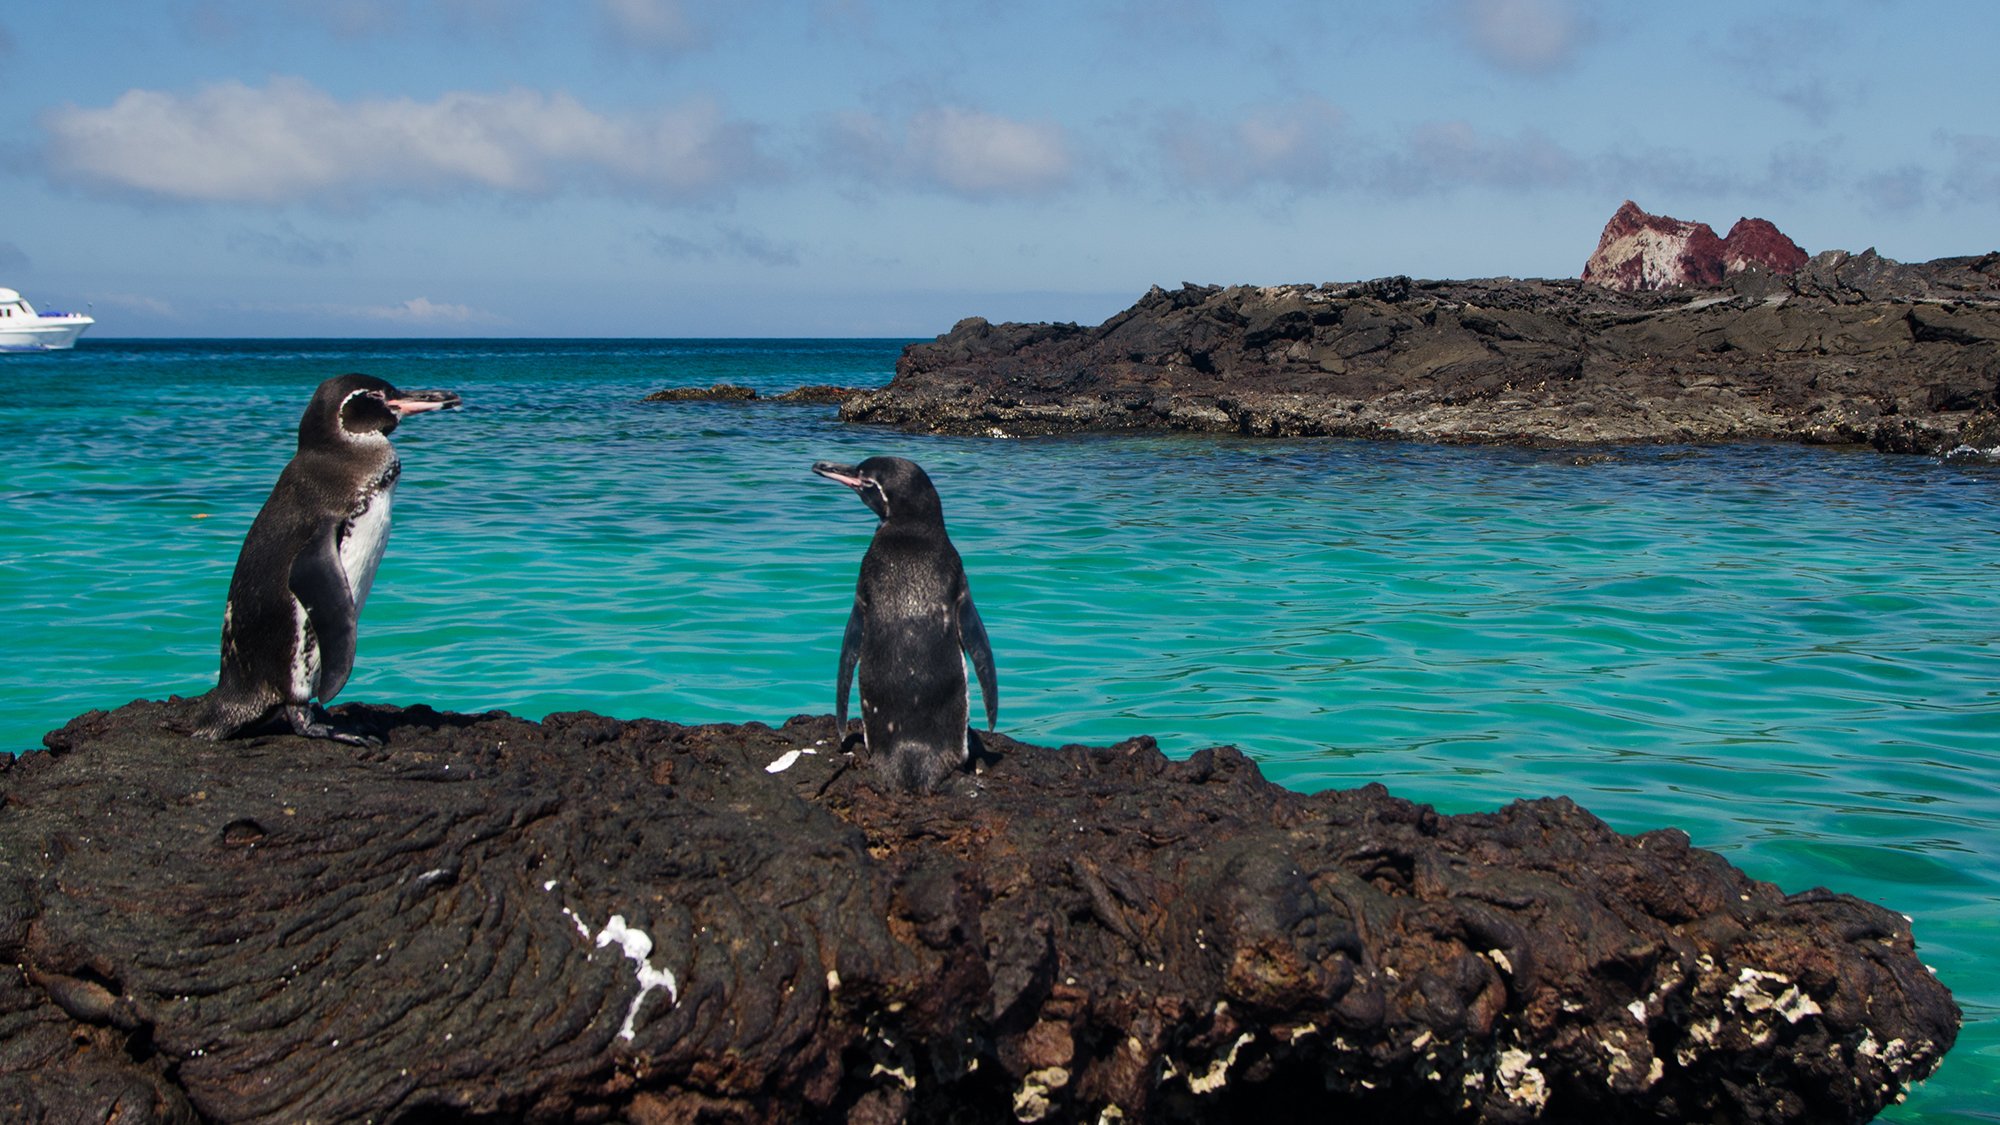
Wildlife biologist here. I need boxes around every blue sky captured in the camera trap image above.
[4,0,1996,337]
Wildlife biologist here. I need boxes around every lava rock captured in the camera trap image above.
[844,251,2000,455]
[0,699,1959,1123]
[644,383,761,402]
[644,384,864,405]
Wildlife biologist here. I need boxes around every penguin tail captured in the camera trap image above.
[189,693,244,741]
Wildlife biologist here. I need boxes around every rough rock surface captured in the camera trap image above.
[1583,202,1807,292]
[1,699,1958,1123]
[843,249,2000,455]
[1719,218,1809,280]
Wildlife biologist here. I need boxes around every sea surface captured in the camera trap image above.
[3,338,1997,1121]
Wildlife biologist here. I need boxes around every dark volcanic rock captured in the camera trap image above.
[1,700,1958,1123]
[845,250,2000,454]
[771,384,865,404]
[644,384,864,405]
[644,383,761,402]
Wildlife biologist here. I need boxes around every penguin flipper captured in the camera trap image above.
[290,518,358,702]
[958,588,999,730]
[835,597,863,732]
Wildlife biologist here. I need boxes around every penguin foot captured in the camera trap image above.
[285,706,382,747]
[966,727,1003,770]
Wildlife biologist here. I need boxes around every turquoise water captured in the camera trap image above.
[4,339,1998,1121]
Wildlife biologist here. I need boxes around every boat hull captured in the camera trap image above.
[0,320,92,351]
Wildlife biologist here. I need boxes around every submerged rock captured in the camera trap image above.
[0,700,1958,1123]
[845,250,2000,455]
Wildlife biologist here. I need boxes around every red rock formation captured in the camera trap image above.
[1721,216,1810,276]
[1583,201,1807,291]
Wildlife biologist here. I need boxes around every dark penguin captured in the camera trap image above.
[195,374,460,743]
[812,456,997,792]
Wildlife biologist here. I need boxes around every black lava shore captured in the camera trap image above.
[1,700,1957,1123]
[843,250,2000,456]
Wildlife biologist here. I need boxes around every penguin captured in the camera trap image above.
[194,374,460,743]
[812,456,998,792]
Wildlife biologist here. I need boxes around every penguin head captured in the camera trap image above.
[300,374,461,449]
[812,456,944,524]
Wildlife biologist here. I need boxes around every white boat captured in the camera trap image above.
[0,288,93,351]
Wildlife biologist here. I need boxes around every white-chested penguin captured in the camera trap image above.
[194,374,460,743]
[812,456,997,792]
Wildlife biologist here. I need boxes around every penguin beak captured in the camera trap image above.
[812,461,869,490]
[386,389,462,416]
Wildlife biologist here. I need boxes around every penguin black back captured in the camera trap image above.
[195,374,459,743]
[813,456,997,792]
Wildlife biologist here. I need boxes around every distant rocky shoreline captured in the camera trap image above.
[840,248,2000,457]
[644,382,861,404]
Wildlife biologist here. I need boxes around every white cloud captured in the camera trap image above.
[360,296,496,324]
[588,0,708,51]
[1456,0,1592,74]
[40,79,771,208]
[826,106,1073,199]
[1155,97,1349,193]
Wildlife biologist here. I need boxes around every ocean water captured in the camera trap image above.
[3,338,1997,1121]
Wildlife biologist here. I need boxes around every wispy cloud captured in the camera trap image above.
[0,241,27,271]
[1454,0,1594,74]
[249,296,499,325]
[1155,97,1349,194]
[598,0,709,52]
[1713,15,1845,126]
[1858,166,1928,214]
[1942,132,2000,204]
[1381,120,1584,192]
[41,79,772,208]
[1153,108,1585,199]
[94,293,179,318]
[227,221,355,267]
[824,106,1074,199]
[644,225,800,266]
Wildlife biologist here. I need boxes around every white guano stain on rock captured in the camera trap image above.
[765,747,817,773]
[1011,1065,1070,1121]
[565,912,681,1041]
[1729,966,1823,1024]
[1495,1047,1549,1110]
[1187,1032,1255,1095]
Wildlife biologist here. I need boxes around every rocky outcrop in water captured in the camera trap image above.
[843,248,2000,455]
[1,699,1958,1123]
[1583,201,1808,292]
[644,384,863,404]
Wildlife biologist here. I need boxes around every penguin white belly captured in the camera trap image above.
[340,480,397,612]
[289,596,320,702]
